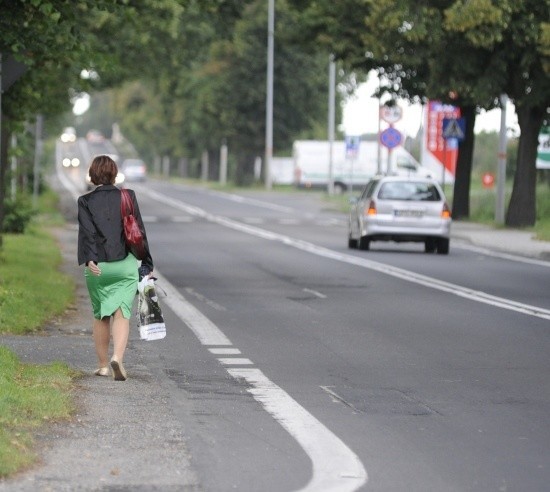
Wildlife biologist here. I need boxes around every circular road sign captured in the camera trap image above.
[380,127,403,149]
[380,105,403,124]
[482,172,495,188]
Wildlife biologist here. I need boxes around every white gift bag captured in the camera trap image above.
[137,277,166,341]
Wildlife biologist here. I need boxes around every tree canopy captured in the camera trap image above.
[1,0,549,232]
[291,0,550,225]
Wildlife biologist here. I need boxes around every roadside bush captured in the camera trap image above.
[2,195,36,233]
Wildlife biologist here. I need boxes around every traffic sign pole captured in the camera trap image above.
[442,138,447,188]
[495,94,508,224]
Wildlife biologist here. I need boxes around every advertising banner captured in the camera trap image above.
[425,101,461,177]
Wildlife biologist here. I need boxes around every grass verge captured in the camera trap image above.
[0,346,75,477]
[0,227,73,334]
[0,187,77,477]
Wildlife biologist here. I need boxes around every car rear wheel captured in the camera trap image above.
[425,238,437,253]
[437,238,450,255]
[358,236,370,251]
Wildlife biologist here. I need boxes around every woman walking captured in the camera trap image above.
[77,155,154,381]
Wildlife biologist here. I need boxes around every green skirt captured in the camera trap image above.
[85,254,138,320]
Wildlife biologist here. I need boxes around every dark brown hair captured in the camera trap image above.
[88,155,118,185]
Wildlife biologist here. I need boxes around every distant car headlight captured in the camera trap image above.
[62,158,71,167]
[115,172,125,185]
[71,158,80,167]
[61,133,76,143]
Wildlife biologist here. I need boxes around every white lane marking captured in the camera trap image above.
[217,358,254,365]
[454,242,550,268]
[228,368,368,491]
[242,217,265,224]
[172,216,194,222]
[303,288,327,299]
[143,189,550,321]
[207,190,296,213]
[209,348,241,355]
[141,215,158,222]
[155,272,231,346]
[153,271,368,491]
[59,177,368,489]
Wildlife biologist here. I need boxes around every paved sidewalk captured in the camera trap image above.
[0,226,199,492]
[451,221,550,260]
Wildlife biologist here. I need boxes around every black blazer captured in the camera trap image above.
[77,185,153,270]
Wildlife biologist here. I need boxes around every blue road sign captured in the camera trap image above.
[379,127,402,149]
[442,117,466,141]
[345,136,361,158]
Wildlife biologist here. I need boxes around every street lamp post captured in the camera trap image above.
[265,0,274,190]
[327,54,335,196]
[495,94,508,224]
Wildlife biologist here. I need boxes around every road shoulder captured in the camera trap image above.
[0,225,199,491]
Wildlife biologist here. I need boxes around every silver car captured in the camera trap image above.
[348,175,452,254]
[121,158,147,182]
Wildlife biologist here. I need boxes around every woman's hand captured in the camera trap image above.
[87,261,101,276]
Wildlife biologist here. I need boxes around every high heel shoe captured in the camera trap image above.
[110,358,127,381]
[94,367,110,377]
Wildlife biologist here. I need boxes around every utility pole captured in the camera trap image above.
[495,94,508,224]
[377,75,382,174]
[265,0,274,190]
[32,114,43,206]
[219,140,228,186]
[10,134,16,199]
[327,54,335,196]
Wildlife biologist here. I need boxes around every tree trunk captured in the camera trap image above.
[452,105,476,220]
[0,117,9,248]
[234,152,257,186]
[505,105,545,227]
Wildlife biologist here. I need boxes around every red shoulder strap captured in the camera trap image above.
[120,189,134,217]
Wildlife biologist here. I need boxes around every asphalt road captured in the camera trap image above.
[51,141,550,491]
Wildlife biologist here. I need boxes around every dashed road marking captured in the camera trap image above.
[143,188,550,321]
[303,288,327,299]
[208,348,241,355]
[155,269,368,491]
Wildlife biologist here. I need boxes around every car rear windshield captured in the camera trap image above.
[377,182,441,201]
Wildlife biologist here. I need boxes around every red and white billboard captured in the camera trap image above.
[423,100,461,182]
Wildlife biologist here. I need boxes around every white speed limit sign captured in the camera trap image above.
[380,104,403,124]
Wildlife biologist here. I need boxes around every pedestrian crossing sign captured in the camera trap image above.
[442,117,466,141]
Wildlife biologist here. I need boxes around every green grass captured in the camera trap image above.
[0,189,77,477]
[32,187,65,227]
[0,185,74,334]
[453,182,550,241]
[0,227,74,334]
[0,346,75,477]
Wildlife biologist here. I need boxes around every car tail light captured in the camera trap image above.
[364,200,377,216]
[441,203,451,219]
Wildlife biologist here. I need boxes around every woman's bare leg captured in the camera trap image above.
[111,308,129,363]
[93,317,111,368]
